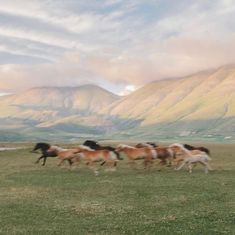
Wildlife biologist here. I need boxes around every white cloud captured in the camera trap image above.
[119,85,137,96]
[0,0,235,94]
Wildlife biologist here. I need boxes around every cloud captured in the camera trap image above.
[0,0,235,94]
[118,85,138,96]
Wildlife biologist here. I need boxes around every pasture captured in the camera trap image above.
[0,143,234,235]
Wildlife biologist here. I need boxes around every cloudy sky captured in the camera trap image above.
[0,0,235,95]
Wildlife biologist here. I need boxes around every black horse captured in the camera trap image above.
[83,140,123,160]
[31,142,73,166]
[183,144,210,155]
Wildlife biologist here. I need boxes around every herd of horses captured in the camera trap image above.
[31,140,212,175]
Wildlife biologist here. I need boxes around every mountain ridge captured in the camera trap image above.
[1,65,235,141]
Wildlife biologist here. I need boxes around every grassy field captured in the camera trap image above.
[0,143,234,235]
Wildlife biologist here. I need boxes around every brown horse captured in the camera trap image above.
[137,146,174,168]
[153,147,174,166]
[73,145,119,175]
[47,145,79,167]
[115,144,156,168]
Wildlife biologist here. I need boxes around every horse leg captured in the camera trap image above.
[89,162,99,176]
[67,159,73,166]
[205,162,213,171]
[166,156,172,167]
[35,155,44,164]
[175,160,187,171]
[58,158,65,167]
[174,159,183,170]
[66,158,75,170]
[144,156,153,169]
[42,157,48,166]
[109,160,117,171]
[188,163,193,173]
[197,161,210,174]
[202,161,212,174]
[111,161,117,171]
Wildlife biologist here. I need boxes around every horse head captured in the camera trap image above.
[83,140,101,150]
[115,144,134,152]
[168,143,185,155]
[31,142,51,153]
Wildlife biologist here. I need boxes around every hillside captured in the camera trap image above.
[1,65,235,142]
[0,85,120,140]
[100,65,235,140]
[0,85,119,113]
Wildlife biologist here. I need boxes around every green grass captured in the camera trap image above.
[0,144,235,235]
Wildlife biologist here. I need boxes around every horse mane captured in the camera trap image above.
[169,143,184,149]
[146,142,158,147]
[117,144,135,149]
[83,140,100,150]
[32,142,51,153]
[198,147,210,155]
[136,143,157,148]
[184,144,210,155]
[169,143,193,156]
[183,144,195,150]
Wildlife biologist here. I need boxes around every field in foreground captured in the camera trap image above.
[0,143,235,235]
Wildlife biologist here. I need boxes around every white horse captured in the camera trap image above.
[169,143,212,173]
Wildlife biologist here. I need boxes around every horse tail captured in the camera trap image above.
[32,143,40,152]
[167,148,174,159]
[113,150,123,160]
[108,150,122,161]
[150,149,157,159]
[205,154,212,161]
[203,148,210,156]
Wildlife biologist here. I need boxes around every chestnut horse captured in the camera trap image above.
[46,145,80,167]
[74,145,119,175]
[153,147,174,166]
[83,140,122,160]
[115,144,156,168]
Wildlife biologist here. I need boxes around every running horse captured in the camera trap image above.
[83,140,123,160]
[31,142,73,166]
[169,143,212,173]
[115,144,156,168]
[74,145,119,175]
[136,143,173,167]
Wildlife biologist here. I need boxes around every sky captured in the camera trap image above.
[0,0,235,95]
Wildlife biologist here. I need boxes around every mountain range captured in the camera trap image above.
[1,65,235,142]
